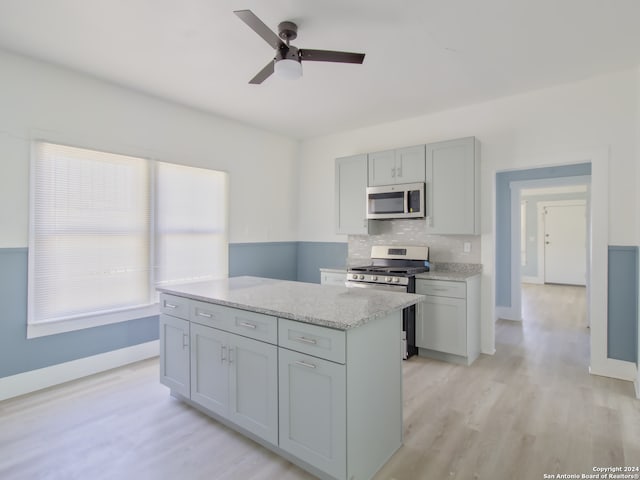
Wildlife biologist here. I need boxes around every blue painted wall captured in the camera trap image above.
[296,242,348,284]
[607,246,638,363]
[228,242,298,281]
[495,163,592,306]
[0,249,159,378]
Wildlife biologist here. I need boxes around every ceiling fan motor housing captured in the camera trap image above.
[278,21,298,43]
[275,45,300,63]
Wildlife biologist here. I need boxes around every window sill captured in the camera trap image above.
[27,304,160,339]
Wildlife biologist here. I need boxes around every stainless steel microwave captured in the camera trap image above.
[366,182,425,219]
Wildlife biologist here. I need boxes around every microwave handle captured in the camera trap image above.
[404,190,409,214]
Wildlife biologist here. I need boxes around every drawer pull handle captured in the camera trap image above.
[294,336,317,345]
[239,321,257,329]
[295,360,317,369]
[197,312,213,318]
[164,302,177,309]
[431,288,448,291]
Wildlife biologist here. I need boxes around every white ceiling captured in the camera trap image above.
[1,0,639,139]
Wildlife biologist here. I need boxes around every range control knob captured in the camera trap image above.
[359,275,365,280]
[392,277,400,283]
[372,276,378,281]
[385,277,392,282]
[352,274,358,279]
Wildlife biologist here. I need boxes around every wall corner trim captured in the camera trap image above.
[0,340,159,402]
[495,305,522,322]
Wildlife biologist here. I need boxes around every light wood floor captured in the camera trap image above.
[1,284,638,480]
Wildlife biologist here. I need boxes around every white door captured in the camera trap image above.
[544,204,587,285]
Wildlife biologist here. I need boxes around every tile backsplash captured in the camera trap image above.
[348,219,481,266]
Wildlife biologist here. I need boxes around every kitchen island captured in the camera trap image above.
[157,276,423,480]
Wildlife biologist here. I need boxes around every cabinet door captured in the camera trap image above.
[190,323,230,416]
[416,295,467,356]
[367,149,396,186]
[279,349,347,480]
[160,314,190,397]
[425,137,478,234]
[335,154,370,235]
[320,271,346,286]
[228,335,278,445]
[395,145,425,183]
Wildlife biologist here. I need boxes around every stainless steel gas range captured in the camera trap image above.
[346,245,429,359]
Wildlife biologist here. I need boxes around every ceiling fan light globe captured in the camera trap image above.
[275,59,302,80]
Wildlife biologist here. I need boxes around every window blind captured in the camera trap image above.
[155,162,228,285]
[29,142,152,323]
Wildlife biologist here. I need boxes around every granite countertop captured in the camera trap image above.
[416,263,482,281]
[157,276,424,331]
[319,267,347,273]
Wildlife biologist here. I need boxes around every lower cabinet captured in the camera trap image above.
[190,322,278,445]
[416,295,467,356]
[320,269,347,287]
[278,348,346,479]
[159,314,190,397]
[415,276,480,365]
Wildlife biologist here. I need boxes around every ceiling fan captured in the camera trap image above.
[234,9,366,84]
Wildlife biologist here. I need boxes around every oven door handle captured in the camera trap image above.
[346,282,408,293]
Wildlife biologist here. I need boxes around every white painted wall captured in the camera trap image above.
[0,49,299,248]
[297,68,640,358]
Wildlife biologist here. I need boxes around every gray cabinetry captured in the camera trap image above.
[335,154,371,235]
[278,348,346,479]
[158,290,404,480]
[159,313,190,397]
[415,276,480,365]
[368,145,426,186]
[320,269,346,286]
[425,136,480,234]
[190,322,229,416]
[190,320,278,445]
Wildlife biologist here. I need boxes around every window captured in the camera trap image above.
[28,141,228,337]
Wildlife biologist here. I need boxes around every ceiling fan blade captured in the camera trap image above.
[299,49,365,64]
[249,60,275,84]
[234,10,283,50]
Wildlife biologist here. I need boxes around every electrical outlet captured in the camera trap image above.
[463,242,471,253]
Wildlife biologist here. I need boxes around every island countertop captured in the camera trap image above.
[157,276,424,330]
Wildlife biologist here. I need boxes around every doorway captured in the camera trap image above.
[493,150,613,380]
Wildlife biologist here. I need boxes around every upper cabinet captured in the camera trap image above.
[335,154,373,235]
[368,145,426,186]
[425,137,480,235]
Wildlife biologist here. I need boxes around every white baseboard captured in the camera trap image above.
[0,340,159,402]
[589,357,637,383]
[521,276,543,285]
[495,305,522,321]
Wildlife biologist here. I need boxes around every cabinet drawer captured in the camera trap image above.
[225,308,278,345]
[160,293,190,320]
[191,301,277,345]
[278,318,346,364]
[416,279,466,298]
[191,300,232,330]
